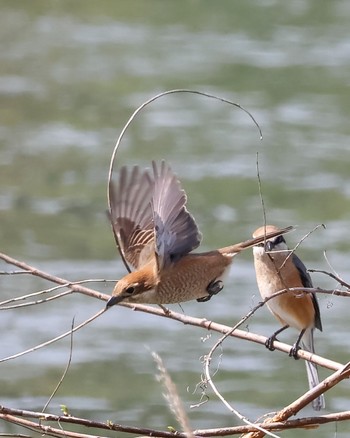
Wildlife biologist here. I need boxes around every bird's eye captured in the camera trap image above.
[125,286,135,295]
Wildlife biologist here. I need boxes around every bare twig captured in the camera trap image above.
[0,434,32,438]
[0,252,110,301]
[0,406,189,438]
[0,270,31,275]
[308,268,350,290]
[2,405,350,436]
[203,307,281,438]
[0,435,32,438]
[0,290,73,310]
[194,410,350,435]
[0,279,116,309]
[277,224,325,272]
[0,309,105,364]
[256,151,267,230]
[42,317,75,413]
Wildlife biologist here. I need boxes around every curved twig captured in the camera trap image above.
[41,317,75,413]
[107,89,262,272]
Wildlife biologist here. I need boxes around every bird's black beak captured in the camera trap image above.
[265,241,274,252]
[106,295,125,308]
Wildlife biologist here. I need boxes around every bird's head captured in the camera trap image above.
[106,270,156,308]
[252,225,289,255]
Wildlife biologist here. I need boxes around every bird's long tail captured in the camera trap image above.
[301,328,325,411]
[220,225,294,255]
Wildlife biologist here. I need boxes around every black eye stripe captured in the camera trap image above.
[274,235,285,245]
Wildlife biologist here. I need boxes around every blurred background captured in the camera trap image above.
[1,1,350,437]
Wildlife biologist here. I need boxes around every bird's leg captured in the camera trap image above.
[265,325,289,351]
[197,279,224,303]
[158,304,171,315]
[289,328,306,360]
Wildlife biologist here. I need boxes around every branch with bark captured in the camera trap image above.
[0,251,349,437]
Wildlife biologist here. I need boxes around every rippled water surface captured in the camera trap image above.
[1,2,350,437]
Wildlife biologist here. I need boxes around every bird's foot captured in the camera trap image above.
[207,279,224,296]
[289,343,300,360]
[265,336,277,351]
[265,325,289,351]
[197,295,211,302]
[197,280,224,303]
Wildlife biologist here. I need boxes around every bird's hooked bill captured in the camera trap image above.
[106,294,125,308]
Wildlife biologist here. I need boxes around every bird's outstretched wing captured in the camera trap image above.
[109,165,155,270]
[151,160,202,270]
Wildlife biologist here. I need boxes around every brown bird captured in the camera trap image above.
[106,161,293,307]
[252,224,324,410]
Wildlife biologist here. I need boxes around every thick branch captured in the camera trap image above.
[241,362,350,438]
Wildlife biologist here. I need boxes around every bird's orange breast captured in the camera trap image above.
[254,254,316,330]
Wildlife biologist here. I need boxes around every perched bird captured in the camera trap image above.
[252,224,324,411]
[106,161,293,307]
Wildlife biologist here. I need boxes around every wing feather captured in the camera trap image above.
[109,165,155,270]
[151,160,201,270]
[292,253,322,331]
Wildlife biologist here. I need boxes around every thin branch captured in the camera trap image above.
[0,435,32,438]
[0,270,31,275]
[0,309,106,364]
[308,268,350,290]
[194,410,350,435]
[277,361,350,419]
[0,279,116,308]
[0,407,189,438]
[2,406,350,437]
[290,223,326,254]
[0,290,73,310]
[0,252,110,301]
[277,224,325,272]
[322,249,347,286]
[42,317,75,413]
[203,305,281,438]
[0,413,103,438]
[256,151,267,230]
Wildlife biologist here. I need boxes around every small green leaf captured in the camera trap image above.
[60,404,69,416]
